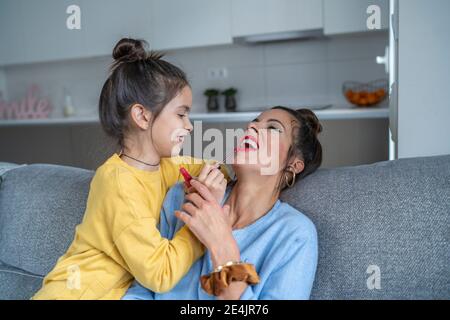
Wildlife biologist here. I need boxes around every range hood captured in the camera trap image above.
[233,29,324,44]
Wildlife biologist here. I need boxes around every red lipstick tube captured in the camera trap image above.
[179,166,192,188]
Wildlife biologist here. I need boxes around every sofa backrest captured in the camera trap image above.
[281,154,450,299]
[0,163,93,279]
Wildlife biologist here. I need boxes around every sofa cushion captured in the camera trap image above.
[0,164,94,276]
[0,263,43,300]
[281,155,450,299]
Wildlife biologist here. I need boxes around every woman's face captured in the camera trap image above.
[233,108,299,177]
[151,86,193,157]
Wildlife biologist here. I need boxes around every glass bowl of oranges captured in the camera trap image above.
[343,79,388,107]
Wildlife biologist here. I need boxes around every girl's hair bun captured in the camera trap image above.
[297,108,323,136]
[112,38,147,63]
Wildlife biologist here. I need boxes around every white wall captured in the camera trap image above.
[397,0,450,158]
[3,33,387,117]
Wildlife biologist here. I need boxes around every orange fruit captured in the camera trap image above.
[375,88,386,98]
[359,98,368,106]
[367,93,378,104]
[345,90,354,100]
[360,91,368,99]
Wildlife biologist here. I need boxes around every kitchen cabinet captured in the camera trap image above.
[78,0,152,59]
[323,0,389,35]
[0,0,84,66]
[0,0,152,66]
[0,0,391,66]
[231,0,323,37]
[150,0,232,50]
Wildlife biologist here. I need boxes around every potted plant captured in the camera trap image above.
[203,89,220,111]
[222,88,238,111]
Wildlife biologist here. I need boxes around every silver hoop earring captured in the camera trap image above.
[285,170,296,188]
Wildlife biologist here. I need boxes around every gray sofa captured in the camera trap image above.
[0,155,449,300]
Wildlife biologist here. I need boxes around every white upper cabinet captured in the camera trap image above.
[231,0,323,37]
[323,0,389,35]
[0,0,153,66]
[150,0,232,51]
[0,0,85,66]
[0,0,391,66]
[79,0,152,58]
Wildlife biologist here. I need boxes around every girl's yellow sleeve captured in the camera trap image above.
[112,169,204,293]
[114,218,203,293]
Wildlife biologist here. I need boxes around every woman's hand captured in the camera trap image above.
[176,179,239,269]
[187,163,227,205]
[177,180,248,300]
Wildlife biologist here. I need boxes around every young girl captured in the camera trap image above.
[33,38,227,300]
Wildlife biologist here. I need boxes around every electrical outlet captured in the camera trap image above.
[207,68,218,79]
[207,67,228,79]
[218,67,228,78]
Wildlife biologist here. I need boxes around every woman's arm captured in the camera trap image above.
[216,282,249,300]
[209,243,246,300]
[176,179,239,263]
[175,179,250,300]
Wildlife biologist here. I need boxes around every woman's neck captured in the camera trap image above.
[225,175,280,230]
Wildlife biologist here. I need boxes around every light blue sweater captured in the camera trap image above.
[123,183,318,300]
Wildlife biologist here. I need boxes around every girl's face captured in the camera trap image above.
[151,86,193,157]
[233,109,299,177]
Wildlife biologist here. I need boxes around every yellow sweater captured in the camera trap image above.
[33,153,209,300]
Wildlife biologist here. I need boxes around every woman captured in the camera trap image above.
[123,106,323,300]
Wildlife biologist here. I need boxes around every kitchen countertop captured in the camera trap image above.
[191,105,389,122]
[0,106,389,127]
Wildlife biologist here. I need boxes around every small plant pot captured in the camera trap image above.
[207,96,219,111]
[225,95,237,111]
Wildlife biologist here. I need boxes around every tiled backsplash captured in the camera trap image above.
[1,32,388,118]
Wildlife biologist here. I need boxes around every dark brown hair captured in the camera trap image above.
[99,38,189,149]
[272,106,323,189]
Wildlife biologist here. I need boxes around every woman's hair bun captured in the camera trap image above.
[297,108,323,136]
[112,38,148,63]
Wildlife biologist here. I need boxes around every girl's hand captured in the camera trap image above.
[187,163,227,205]
[176,179,239,268]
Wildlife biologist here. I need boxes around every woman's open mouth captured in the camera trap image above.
[236,135,259,152]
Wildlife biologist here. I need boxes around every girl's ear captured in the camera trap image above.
[130,104,152,130]
[290,158,305,174]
